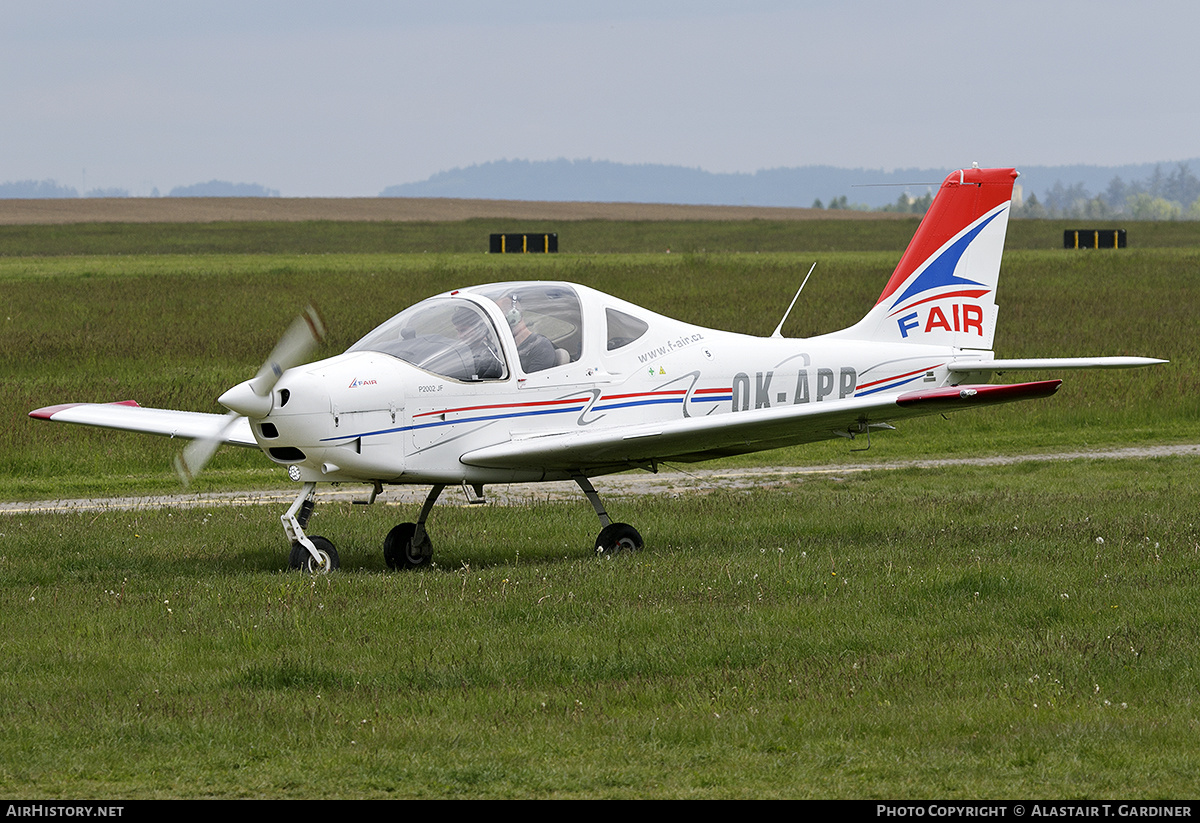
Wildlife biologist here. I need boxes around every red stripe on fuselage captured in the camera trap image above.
[856,365,942,391]
[414,387,731,421]
[413,395,591,419]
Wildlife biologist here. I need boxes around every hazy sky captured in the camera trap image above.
[5,0,1198,197]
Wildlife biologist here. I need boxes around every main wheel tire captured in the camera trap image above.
[594,522,643,555]
[289,536,339,573]
[384,523,433,570]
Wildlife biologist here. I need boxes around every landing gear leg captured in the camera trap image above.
[384,484,445,569]
[574,475,643,555]
[283,482,339,573]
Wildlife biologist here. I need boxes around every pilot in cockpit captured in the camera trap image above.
[497,293,556,373]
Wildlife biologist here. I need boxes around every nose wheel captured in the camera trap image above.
[289,535,339,573]
[282,482,340,573]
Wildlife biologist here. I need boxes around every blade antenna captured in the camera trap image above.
[771,262,817,338]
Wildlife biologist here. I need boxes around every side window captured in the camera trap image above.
[605,308,649,351]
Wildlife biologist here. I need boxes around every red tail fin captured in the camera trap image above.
[831,167,1018,350]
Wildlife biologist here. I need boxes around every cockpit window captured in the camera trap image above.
[347,298,507,381]
[605,308,649,350]
[468,284,582,372]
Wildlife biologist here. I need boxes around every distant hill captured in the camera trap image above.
[168,180,280,198]
[382,158,1200,210]
[0,179,79,198]
[381,159,949,209]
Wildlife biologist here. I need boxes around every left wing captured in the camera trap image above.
[461,380,1061,473]
[29,401,257,447]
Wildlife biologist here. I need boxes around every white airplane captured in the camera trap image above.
[30,166,1164,572]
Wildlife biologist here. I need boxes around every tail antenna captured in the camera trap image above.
[771,262,817,338]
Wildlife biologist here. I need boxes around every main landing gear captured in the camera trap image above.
[383,484,442,570]
[280,477,643,573]
[574,475,644,555]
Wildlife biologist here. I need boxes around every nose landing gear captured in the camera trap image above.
[283,482,340,573]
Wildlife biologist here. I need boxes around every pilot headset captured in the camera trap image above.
[505,293,522,327]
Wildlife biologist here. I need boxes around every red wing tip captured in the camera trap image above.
[29,400,141,420]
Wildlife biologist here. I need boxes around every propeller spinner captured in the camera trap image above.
[174,306,326,485]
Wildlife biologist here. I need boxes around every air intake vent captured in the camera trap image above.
[268,447,306,463]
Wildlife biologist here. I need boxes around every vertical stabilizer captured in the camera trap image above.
[833,167,1018,350]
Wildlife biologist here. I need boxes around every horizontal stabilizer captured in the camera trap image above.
[948,357,1167,373]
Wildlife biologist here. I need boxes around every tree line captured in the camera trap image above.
[1012,163,1200,220]
[7,163,1200,219]
[812,163,1200,220]
[0,179,279,198]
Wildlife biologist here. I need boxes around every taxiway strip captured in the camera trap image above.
[3,444,1196,516]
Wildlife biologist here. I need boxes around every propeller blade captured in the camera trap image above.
[174,411,242,486]
[247,305,327,397]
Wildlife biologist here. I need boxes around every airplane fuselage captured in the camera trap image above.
[258,282,979,486]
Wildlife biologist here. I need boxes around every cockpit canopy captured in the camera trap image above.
[348,282,652,381]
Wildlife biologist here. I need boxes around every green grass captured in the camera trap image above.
[2,217,1198,256]
[2,458,1198,797]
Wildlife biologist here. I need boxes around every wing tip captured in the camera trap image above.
[29,400,141,420]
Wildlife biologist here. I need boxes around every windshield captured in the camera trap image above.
[347,298,508,381]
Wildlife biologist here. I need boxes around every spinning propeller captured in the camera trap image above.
[174,306,326,485]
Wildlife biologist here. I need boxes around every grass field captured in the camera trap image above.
[3,459,1199,798]
[2,214,1199,255]
[1,214,1197,798]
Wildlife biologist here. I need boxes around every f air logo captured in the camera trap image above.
[886,208,1002,341]
[896,303,986,339]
